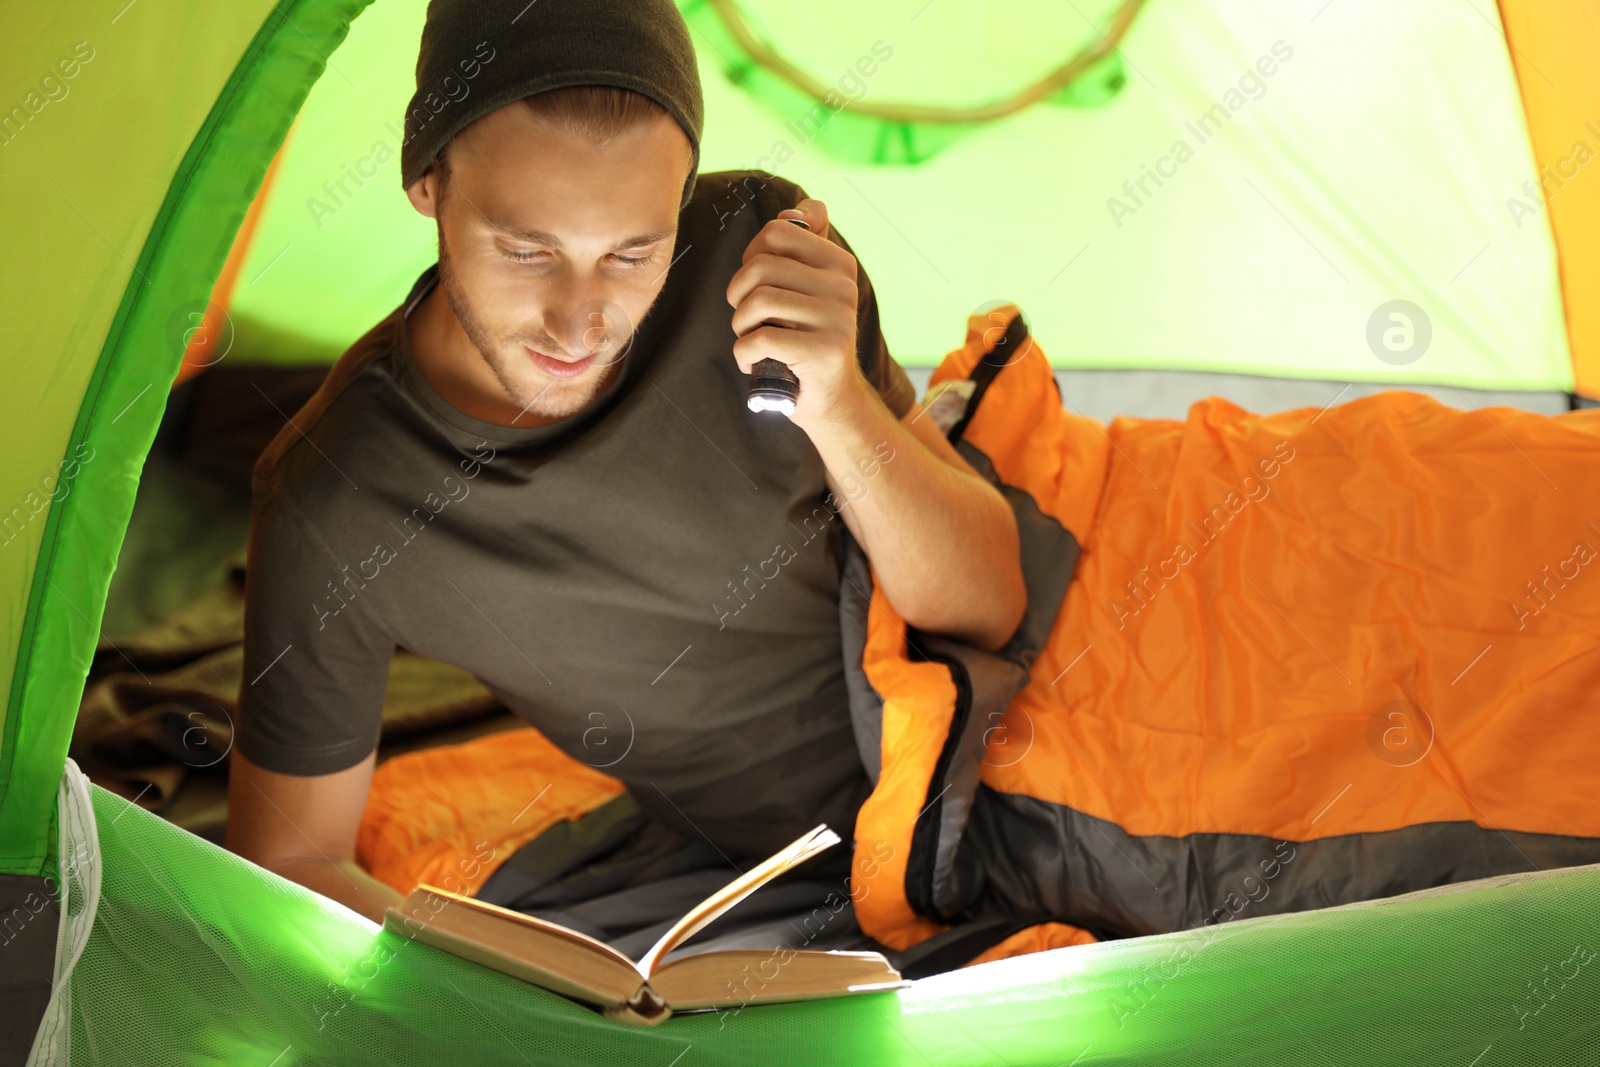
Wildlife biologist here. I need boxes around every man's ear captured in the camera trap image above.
[406,167,443,220]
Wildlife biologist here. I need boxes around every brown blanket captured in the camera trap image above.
[74,552,518,839]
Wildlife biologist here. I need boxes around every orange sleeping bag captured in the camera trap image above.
[1012,387,1600,860]
[357,727,623,898]
[851,305,1600,959]
[361,303,1600,969]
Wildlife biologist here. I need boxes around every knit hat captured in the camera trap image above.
[399,0,705,211]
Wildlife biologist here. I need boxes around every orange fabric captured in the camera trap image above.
[851,302,1113,953]
[174,124,295,385]
[850,304,1109,951]
[1495,0,1600,397]
[928,304,1110,541]
[963,922,1099,968]
[357,727,624,896]
[849,586,959,951]
[986,382,1600,846]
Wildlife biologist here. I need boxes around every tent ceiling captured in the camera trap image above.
[226,0,1570,392]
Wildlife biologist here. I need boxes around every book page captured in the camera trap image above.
[390,882,653,1008]
[637,824,840,977]
[404,883,644,974]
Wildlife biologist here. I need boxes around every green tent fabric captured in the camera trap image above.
[4,0,1599,1061]
[223,0,1573,386]
[3,0,357,878]
[53,781,1600,1063]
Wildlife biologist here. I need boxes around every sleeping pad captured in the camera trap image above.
[361,303,1600,973]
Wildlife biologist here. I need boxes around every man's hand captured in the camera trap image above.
[726,199,869,431]
[728,198,1027,652]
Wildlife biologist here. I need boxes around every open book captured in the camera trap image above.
[383,824,908,1026]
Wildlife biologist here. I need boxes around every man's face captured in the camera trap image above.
[407,102,693,423]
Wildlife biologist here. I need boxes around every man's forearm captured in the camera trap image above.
[725,200,1023,648]
[808,380,1026,651]
[271,856,402,925]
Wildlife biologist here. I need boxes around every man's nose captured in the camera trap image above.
[538,272,612,358]
[571,303,624,359]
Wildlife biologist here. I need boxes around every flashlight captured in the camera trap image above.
[746,216,810,417]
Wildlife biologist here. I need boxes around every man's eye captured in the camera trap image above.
[505,248,548,263]
[611,252,654,266]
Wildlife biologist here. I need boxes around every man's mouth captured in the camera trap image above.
[525,346,596,379]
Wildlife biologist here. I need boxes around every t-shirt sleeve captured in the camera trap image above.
[234,488,394,776]
[776,178,917,419]
[825,221,917,420]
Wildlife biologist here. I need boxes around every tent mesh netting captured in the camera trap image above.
[44,784,1600,1065]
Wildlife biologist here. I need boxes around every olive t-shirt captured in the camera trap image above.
[236,170,916,870]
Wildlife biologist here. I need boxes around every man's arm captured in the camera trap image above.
[816,394,1025,651]
[228,486,404,923]
[226,750,401,923]
[728,199,1026,651]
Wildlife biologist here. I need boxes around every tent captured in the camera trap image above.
[5,0,1599,1062]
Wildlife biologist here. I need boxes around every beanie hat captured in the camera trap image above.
[399,0,705,212]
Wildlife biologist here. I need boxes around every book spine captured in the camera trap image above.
[602,984,672,1027]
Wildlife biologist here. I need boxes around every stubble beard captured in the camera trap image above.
[435,226,626,423]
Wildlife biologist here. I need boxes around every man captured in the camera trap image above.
[225,0,1024,957]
